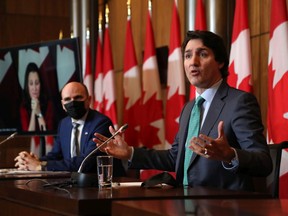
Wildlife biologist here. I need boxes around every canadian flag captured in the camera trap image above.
[102,23,118,127]
[165,0,186,145]
[123,15,142,146]
[190,0,207,100]
[267,0,288,198]
[94,29,104,113]
[194,0,207,31]
[228,0,253,92]
[139,6,165,181]
[141,9,165,149]
[83,39,94,108]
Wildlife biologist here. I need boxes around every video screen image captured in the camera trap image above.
[0,38,82,135]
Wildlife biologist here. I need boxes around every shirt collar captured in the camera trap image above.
[195,79,223,103]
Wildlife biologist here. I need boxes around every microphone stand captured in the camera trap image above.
[70,124,128,187]
[0,132,17,159]
[39,126,46,157]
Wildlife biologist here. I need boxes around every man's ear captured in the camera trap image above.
[61,100,66,111]
[86,95,92,106]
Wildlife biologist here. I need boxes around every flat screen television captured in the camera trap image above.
[0,38,82,136]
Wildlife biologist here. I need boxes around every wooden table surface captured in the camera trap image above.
[112,199,288,216]
[0,177,272,216]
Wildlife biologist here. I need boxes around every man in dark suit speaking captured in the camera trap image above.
[15,82,125,176]
[94,31,272,191]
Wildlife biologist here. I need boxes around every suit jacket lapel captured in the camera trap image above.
[80,110,92,152]
[201,82,228,136]
[181,101,195,143]
[190,82,228,163]
[178,100,196,173]
[62,118,73,158]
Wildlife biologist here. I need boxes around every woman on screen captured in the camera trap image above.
[20,62,54,132]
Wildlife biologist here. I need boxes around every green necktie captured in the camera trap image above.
[183,96,205,186]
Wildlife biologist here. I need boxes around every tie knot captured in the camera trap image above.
[73,122,80,129]
[195,96,205,106]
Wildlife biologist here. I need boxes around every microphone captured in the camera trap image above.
[39,126,46,157]
[0,132,17,146]
[71,124,128,187]
[78,123,128,173]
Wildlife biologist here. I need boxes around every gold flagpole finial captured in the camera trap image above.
[127,0,131,17]
[98,11,103,30]
[86,27,90,40]
[105,4,109,24]
[70,26,74,38]
[148,0,152,16]
[59,30,63,39]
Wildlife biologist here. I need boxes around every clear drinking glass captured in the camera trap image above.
[97,156,113,188]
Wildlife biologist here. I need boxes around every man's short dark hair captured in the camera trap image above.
[181,30,229,79]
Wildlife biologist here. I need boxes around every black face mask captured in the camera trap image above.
[64,101,87,119]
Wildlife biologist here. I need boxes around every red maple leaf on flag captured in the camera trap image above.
[138,93,164,148]
[123,96,142,146]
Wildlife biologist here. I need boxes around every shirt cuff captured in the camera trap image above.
[40,161,47,171]
[222,148,239,169]
[128,147,134,162]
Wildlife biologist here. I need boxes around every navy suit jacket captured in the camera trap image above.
[131,82,273,191]
[41,109,126,176]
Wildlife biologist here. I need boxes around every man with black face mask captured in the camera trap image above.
[14,82,126,176]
